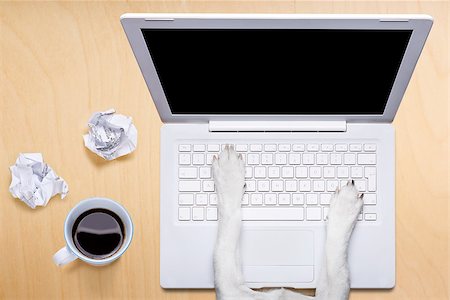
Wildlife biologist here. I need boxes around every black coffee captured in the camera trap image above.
[72,208,125,260]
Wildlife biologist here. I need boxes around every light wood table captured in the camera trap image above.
[0,1,448,299]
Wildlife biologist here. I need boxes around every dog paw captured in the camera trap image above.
[212,145,245,210]
[328,180,363,227]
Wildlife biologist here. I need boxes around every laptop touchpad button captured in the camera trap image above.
[241,230,314,283]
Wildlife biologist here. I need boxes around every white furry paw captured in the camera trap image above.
[328,180,363,229]
[212,145,245,212]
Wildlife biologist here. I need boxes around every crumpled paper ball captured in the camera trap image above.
[83,108,138,160]
[9,153,69,209]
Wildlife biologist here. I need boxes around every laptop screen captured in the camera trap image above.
[141,29,412,115]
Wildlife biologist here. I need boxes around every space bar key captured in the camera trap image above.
[242,208,304,221]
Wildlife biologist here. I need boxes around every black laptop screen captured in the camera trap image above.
[141,29,412,114]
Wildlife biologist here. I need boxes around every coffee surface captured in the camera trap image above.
[72,208,124,259]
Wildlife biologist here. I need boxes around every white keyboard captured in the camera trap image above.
[177,142,378,222]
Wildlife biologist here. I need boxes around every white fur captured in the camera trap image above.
[212,146,363,300]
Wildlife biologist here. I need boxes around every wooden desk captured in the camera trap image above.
[0,1,448,299]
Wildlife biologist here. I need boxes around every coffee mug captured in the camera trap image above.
[53,197,133,266]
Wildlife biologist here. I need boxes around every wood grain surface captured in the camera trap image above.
[0,1,448,299]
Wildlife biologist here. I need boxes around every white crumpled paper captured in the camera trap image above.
[83,108,138,160]
[9,153,69,209]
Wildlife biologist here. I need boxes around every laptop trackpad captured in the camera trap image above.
[241,230,314,283]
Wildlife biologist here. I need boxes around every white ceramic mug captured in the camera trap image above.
[53,197,133,266]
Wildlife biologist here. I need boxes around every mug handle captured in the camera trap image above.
[53,246,78,266]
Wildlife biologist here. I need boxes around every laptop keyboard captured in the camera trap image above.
[177,142,378,223]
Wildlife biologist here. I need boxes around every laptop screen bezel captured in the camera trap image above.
[121,14,432,123]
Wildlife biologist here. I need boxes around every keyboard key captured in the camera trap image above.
[242,208,304,221]
[299,180,311,192]
[179,144,191,152]
[327,180,339,192]
[179,167,197,179]
[302,153,314,165]
[321,207,329,220]
[179,194,194,205]
[268,167,280,178]
[344,153,356,165]
[196,194,208,205]
[247,154,260,165]
[264,144,277,152]
[192,153,205,165]
[335,144,348,151]
[264,194,277,205]
[295,166,308,178]
[278,194,290,205]
[288,153,301,165]
[307,144,319,151]
[358,154,376,165]
[245,167,253,178]
[349,144,362,152]
[242,194,249,205]
[309,166,321,178]
[193,144,206,152]
[350,166,363,178]
[261,154,273,165]
[210,194,218,205]
[365,213,377,221]
[323,167,335,178]
[321,144,333,152]
[365,167,377,192]
[206,154,215,165]
[330,153,342,165]
[313,180,325,192]
[207,144,220,152]
[320,193,332,205]
[306,207,321,220]
[179,181,201,192]
[179,207,191,221]
[199,167,212,179]
[337,167,349,178]
[306,194,318,205]
[316,153,328,165]
[245,180,256,192]
[235,144,248,152]
[251,194,263,205]
[275,153,287,165]
[281,166,294,178]
[279,144,291,152]
[364,144,377,152]
[192,207,204,221]
[206,207,218,221]
[363,194,377,205]
[292,194,304,205]
[203,181,215,192]
[355,180,366,192]
[179,154,191,165]
[292,144,305,152]
[250,144,263,152]
[257,180,270,192]
[285,180,297,192]
[254,167,266,178]
[272,180,284,192]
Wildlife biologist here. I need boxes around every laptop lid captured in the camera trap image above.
[121,14,432,123]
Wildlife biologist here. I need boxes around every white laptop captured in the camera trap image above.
[121,13,432,289]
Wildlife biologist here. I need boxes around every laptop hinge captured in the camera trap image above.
[209,121,347,132]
